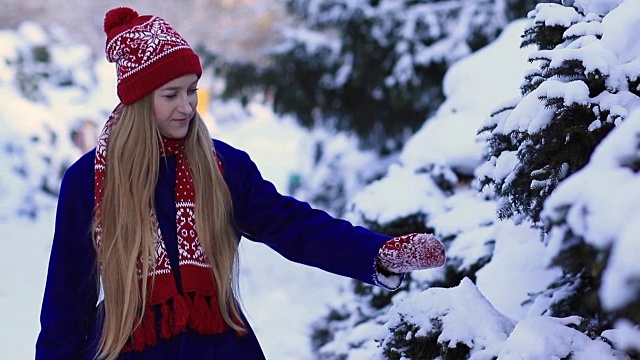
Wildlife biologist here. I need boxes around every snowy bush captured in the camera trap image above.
[377,278,516,360]
[292,128,393,216]
[476,1,640,351]
[0,22,111,220]
[215,0,554,217]
[312,17,535,359]
[543,106,640,348]
[538,4,640,336]
[218,0,548,152]
[8,21,95,103]
[311,1,640,358]
[478,1,640,224]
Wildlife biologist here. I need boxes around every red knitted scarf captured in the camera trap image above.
[94,105,227,351]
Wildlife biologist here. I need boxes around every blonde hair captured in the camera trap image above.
[92,95,243,360]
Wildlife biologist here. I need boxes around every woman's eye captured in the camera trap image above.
[164,93,177,99]
[188,88,198,95]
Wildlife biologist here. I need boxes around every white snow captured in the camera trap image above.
[376,278,517,360]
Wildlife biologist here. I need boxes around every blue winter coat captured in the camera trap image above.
[36,139,398,359]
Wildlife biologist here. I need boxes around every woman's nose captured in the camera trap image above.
[177,94,193,114]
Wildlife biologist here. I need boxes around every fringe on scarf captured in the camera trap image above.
[124,292,227,352]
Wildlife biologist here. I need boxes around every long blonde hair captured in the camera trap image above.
[92,95,243,360]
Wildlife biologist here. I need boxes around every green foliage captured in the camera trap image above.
[479,5,621,224]
[442,247,493,285]
[521,23,567,50]
[543,242,614,334]
[541,225,640,337]
[310,278,409,356]
[310,307,351,353]
[311,213,430,357]
[489,102,613,223]
[382,316,472,360]
[215,0,548,153]
[362,213,433,238]
[453,3,638,356]
[545,270,616,338]
[311,204,496,357]
[352,279,409,310]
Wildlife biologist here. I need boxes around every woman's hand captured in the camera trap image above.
[377,233,446,273]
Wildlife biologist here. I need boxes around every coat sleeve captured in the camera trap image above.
[215,140,395,287]
[36,154,99,359]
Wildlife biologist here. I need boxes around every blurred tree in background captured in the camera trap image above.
[216,0,552,154]
[0,0,286,64]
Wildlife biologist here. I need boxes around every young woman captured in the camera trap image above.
[35,7,445,360]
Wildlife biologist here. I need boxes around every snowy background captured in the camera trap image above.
[1,0,640,359]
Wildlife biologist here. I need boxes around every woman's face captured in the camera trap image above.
[153,74,199,139]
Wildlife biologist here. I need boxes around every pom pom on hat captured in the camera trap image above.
[103,7,139,34]
[103,7,202,105]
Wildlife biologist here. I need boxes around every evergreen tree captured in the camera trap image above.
[216,0,549,154]
[478,2,627,224]
[479,0,640,347]
[310,0,640,358]
[311,126,499,359]
[206,0,554,217]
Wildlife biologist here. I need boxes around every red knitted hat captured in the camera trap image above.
[103,7,202,105]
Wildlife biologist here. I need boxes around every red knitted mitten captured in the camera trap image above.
[377,233,445,273]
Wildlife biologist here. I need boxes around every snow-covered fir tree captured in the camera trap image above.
[214,0,553,216]
[479,0,640,343]
[311,0,640,359]
[479,1,632,224]
[220,0,547,152]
